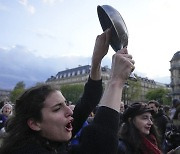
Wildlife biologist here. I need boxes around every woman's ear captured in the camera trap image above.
[27,118,41,131]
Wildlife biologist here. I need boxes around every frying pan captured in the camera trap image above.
[97,5,128,52]
[97,5,136,80]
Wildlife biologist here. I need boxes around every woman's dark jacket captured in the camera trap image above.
[118,139,134,154]
[153,110,169,140]
[0,114,7,130]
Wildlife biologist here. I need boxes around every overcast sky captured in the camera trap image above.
[0,0,179,89]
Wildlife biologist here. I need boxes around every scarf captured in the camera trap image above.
[141,134,162,154]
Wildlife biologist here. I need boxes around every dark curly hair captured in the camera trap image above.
[0,84,57,153]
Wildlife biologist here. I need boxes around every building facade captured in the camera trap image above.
[46,65,169,103]
[170,51,180,100]
[46,65,111,88]
[0,89,11,101]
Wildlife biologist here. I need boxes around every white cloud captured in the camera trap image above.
[27,5,35,14]
[18,0,35,14]
[0,45,92,89]
[0,44,170,89]
[18,0,28,6]
[42,0,64,5]
[0,1,172,88]
[35,28,57,39]
[0,3,8,11]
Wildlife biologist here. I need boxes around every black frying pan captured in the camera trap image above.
[97,5,136,80]
[97,5,128,52]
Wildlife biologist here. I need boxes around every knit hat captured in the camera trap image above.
[123,102,154,121]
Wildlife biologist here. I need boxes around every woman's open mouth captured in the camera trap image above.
[65,120,73,132]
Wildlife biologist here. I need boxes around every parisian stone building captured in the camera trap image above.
[46,65,111,87]
[0,89,11,101]
[170,51,180,100]
[46,65,169,103]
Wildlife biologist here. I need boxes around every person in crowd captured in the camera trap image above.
[170,99,180,120]
[0,103,13,137]
[148,100,169,142]
[120,101,125,114]
[119,101,125,127]
[163,105,171,121]
[87,110,95,124]
[164,106,180,153]
[87,105,99,124]
[118,102,162,154]
[0,29,135,154]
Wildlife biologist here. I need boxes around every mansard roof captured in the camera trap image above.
[56,65,90,76]
[170,51,180,61]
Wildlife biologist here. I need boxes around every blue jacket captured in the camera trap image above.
[0,114,8,130]
[118,139,134,154]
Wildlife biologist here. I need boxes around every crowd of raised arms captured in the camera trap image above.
[0,29,179,154]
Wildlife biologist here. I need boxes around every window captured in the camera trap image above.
[82,69,86,74]
[77,70,80,75]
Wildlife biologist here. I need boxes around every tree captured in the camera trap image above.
[60,84,84,104]
[122,78,142,104]
[127,79,142,102]
[145,88,171,105]
[14,81,25,89]
[10,81,25,103]
[35,82,45,86]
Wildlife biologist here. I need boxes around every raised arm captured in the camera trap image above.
[72,29,111,137]
[90,28,111,80]
[74,48,135,154]
[99,48,134,112]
